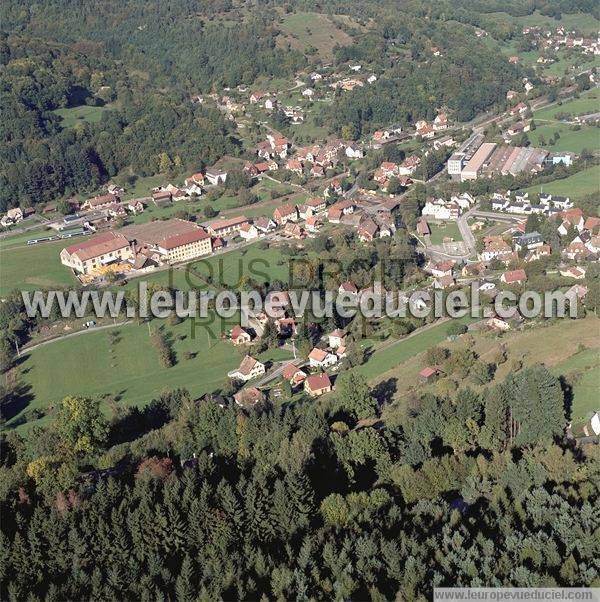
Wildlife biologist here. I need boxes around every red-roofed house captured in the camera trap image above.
[304,373,333,396]
[231,325,253,345]
[60,232,133,274]
[501,269,527,285]
[273,204,298,225]
[308,348,338,369]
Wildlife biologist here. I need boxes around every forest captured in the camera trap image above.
[0,360,598,600]
[2,0,590,208]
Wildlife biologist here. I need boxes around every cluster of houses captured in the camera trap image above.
[227,306,357,406]
[414,114,450,139]
[373,156,420,190]
[421,192,475,221]
[491,191,574,216]
[1,206,35,227]
[521,25,600,62]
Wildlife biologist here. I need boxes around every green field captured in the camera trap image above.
[356,316,474,380]
[524,165,600,199]
[552,347,599,420]
[486,10,600,35]
[7,317,292,430]
[0,236,80,296]
[534,91,600,121]
[527,123,599,154]
[278,12,356,59]
[53,104,113,128]
[427,222,462,245]
[136,243,296,292]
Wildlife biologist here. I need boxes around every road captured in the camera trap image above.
[20,320,132,355]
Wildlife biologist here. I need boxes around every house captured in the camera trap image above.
[305,216,321,233]
[327,200,355,223]
[487,317,511,331]
[506,90,518,101]
[283,222,305,239]
[367,74,377,84]
[308,348,338,369]
[286,159,304,175]
[505,120,531,137]
[328,329,346,349]
[305,197,327,213]
[479,236,514,262]
[338,281,358,295]
[417,218,431,236]
[419,366,440,383]
[311,164,325,178]
[82,194,119,211]
[304,373,333,397]
[231,325,253,345]
[1,207,23,226]
[433,274,455,289]
[250,91,269,104]
[127,200,145,214]
[560,266,586,280]
[357,218,379,242]
[227,355,266,382]
[205,169,228,185]
[514,231,544,251]
[282,362,307,387]
[345,143,364,159]
[206,216,250,237]
[501,269,527,285]
[509,102,528,117]
[398,155,421,176]
[152,190,172,205]
[433,113,448,130]
[509,55,519,63]
[302,88,314,98]
[428,260,454,278]
[254,216,276,233]
[185,172,205,187]
[234,387,265,407]
[239,223,259,240]
[60,231,134,274]
[273,204,298,225]
[524,244,551,262]
[566,284,588,301]
[421,198,459,220]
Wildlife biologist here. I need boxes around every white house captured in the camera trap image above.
[308,347,338,369]
[227,355,265,382]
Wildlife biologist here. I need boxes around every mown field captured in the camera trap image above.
[369,316,600,422]
[7,316,293,431]
[485,10,600,35]
[0,236,81,296]
[551,346,599,421]
[524,165,600,199]
[534,90,600,121]
[53,104,113,128]
[277,11,357,59]
[427,222,463,245]
[527,123,598,154]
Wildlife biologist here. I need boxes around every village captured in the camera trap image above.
[1,21,599,437]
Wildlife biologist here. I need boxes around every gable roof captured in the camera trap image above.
[305,373,332,391]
